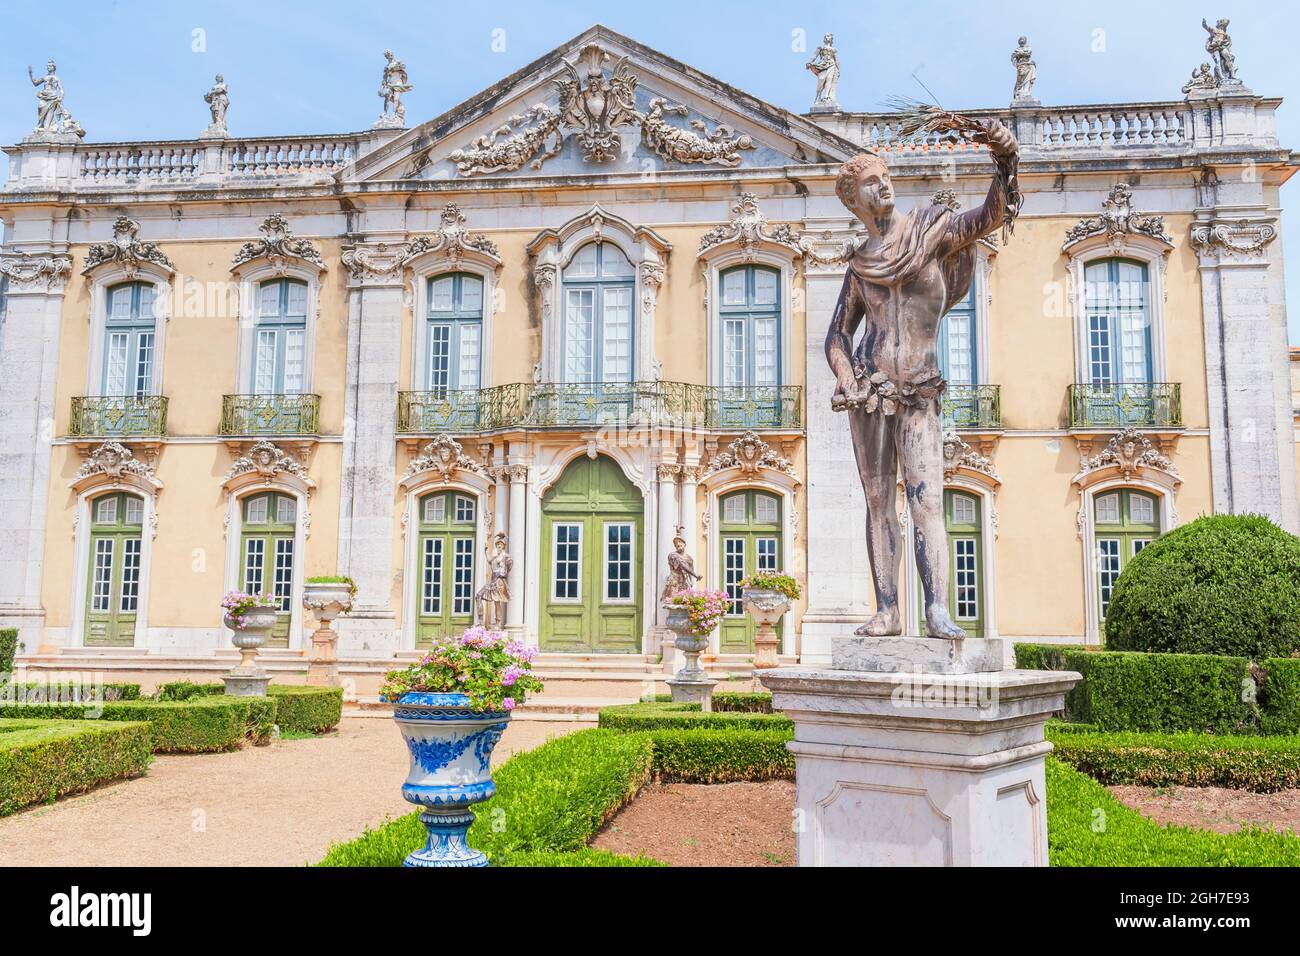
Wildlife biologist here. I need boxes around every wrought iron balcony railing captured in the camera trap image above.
[941,384,1001,430]
[69,395,168,438]
[1068,383,1182,429]
[220,394,320,436]
[396,382,803,433]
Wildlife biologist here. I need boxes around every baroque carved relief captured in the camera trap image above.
[699,192,802,258]
[0,250,72,292]
[699,431,800,483]
[639,97,754,167]
[225,439,313,484]
[75,441,159,485]
[404,434,490,483]
[1062,184,1173,252]
[82,217,174,276]
[231,214,325,273]
[942,432,999,484]
[1074,427,1181,484]
[1190,219,1278,261]
[404,203,502,266]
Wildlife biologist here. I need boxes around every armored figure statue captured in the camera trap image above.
[1202,18,1239,83]
[375,49,413,129]
[826,120,1019,638]
[806,34,841,109]
[203,74,229,137]
[1011,36,1037,101]
[661,527,702,600]
[475,532,512,628]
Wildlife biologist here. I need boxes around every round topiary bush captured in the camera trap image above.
[1105,514,1300,658]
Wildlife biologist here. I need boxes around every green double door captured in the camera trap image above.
[239,492,296,647]
[718,489,782,654]
[540,455,643,653]
[415,490,478,645]
[85,492,144,647]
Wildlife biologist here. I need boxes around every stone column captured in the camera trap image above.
[760,640,1080,867]
[505,462,528,641]
[0,247,71,651]
[654,463,679,623]
[799,229,870,663]
[336,267,403,657]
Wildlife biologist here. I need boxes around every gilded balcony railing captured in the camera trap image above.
[69,395,168,438]
[941,385,1001,430]
[397,384,529,434]
[220,394,320,436]
[1068,383,1182,428]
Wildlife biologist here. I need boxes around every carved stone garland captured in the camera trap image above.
[82,217,174,276]
[0,251,72,292]
[232,214,325,273]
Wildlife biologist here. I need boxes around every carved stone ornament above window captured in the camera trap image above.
[698,192,803,258]
[404,203,502,266]
[1074,427,1181,484]
[231,214,325,274]
[225,439,313,485]
[0,250,72,292]
[75,440,159,486]
[698,430,800,483]
[82,217,174,276]
[449,43,756,178]
[942,432,999,484]
[1062,184,1174,253]
[404,434,490,483]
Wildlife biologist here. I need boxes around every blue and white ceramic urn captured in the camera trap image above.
[390,691,510,867]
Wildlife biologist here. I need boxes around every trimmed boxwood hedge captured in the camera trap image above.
[154,681,342,734]
[1104,514,1300,659]
[1047,724,1300,792]
[599,701,792,733]
[643,691,775,713]
[0,628,17,674]
[0,718,151,815]
[1013,643,1300,734]
[0,695,275,753]
[2,683,141,702]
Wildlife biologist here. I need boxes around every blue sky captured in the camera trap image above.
[2,0,1297,340]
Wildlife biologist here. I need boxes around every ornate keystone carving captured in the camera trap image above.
[1063,184,1173,252]
[942,432,999,482]
[1075,427,1180,482]
[226,439,312,483]
[699,193,802,258]
[404,435,490,483]
[232,214,325,273]
[404,203,501,266]
[76,441,157,483]
[83,218,174,276]
[699,431,800,483]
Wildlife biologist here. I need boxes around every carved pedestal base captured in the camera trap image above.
[666,675,717,712]
[759,665,1080,866]
[307,624,340,687]
[753,631,780,669]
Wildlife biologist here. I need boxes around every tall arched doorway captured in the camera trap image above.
[540,455,643,653]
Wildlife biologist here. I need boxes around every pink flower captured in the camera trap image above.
[503,697,516,711]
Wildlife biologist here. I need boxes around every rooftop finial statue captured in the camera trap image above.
[374,49,412,129]
[826,119,1019,639]
[806,33,841,112]
[202,74,229,138]
[1202,18,1239,84]
[27,59,84,139]
[1011,36,1037,102]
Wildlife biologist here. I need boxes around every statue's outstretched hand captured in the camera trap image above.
[980,119,1019,158]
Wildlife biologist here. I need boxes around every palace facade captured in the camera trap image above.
[1,23,1295,690]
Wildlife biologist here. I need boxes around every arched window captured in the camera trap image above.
[426,273,483,394]
[103,282,157,397]
[561,242,635,384]
[85,491,145,647]
[719,265,780,389]
[252,279,308,395]
[415,490,477,644]
[944,490,983,636]
[1093,488,1159,621]
[240,491,297,646]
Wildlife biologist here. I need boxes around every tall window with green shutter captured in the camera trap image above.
[718,489,782,653]
[426,273,483,394]
[1093,488,1160,622]
[415,490,478,645]
[102,282,157,397]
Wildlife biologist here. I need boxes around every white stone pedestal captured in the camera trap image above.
[759,659,1080,867]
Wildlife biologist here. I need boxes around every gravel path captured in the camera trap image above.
[1109,784,1300,836]
[0,715,591,867]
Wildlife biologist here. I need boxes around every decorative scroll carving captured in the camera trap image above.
[448,104,565,176]
[698,193,802,258]
[639,97,754,168]
[1190,219,1278,260]
[0,251,72,292]
[942,432,999,482]
[82,217,174,276]
[404,203,501,265]
[1076,427,1180,481]
[699,430,800,482]
[1062,184,1173,252]
[231,214,325,273]
[340,242,404,285]
[404,435,490,483]
[76,441,156,483]
[226,439,312,482]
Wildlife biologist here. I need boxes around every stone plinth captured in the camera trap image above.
[666,675,717,711]
[832,636,1005,674]
[222,671,271,697]
[759,665,1080,866]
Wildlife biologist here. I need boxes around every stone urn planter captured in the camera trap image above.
[663,604,717,711]
[390,692,510,867]
[743,588,790,669]
[303,581,354,687]
[222,605,278,696]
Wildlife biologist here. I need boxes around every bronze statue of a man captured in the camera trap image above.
[826,120,1019,638]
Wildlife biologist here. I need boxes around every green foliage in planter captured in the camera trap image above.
[0,718,151,815]
[647,728,794,782]
[2,682,141,702]
[1047,725,1300,792]
[0,695,274,753]
[1045,757,1300,866]
[1258,658,1300,736]
[598,701,792,733]
[267,685,343,734]
[153,681,224,702]
[0,628,17,675]
[1015,644,1257,733]
[1104,514,1300,659]
[712,691,774,713]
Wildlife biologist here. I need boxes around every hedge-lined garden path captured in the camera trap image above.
[0,714,592,867]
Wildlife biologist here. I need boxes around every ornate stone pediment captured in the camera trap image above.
[0,250,72,292]
[699,193,802,259]
[231,214,325,274]
[699,431,800,483]
[1073,427,1180,484]
[82,217,174,276]
[225,439,313,484]
[75,440,159,486]
[942,432,999,485]
[404,435,490,483]
[1062,184,1173,254]
[403,203,501,267]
